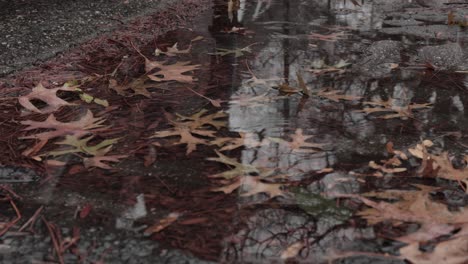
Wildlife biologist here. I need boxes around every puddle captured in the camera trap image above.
[1,0,468,263]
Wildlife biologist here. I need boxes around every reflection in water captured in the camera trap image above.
[208,0,468,262]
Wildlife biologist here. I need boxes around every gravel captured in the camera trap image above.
[0,0,177,76]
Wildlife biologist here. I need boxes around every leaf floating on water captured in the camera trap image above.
[207,150,260,179]
[155,42,191,57]
[21,110,107,156]
[308,31,347,42]
[271,128,326,153]
[211,132,267,151]
[109,76,165,98]
[83,155,128,170]
[308,59,351,75]
[147,60,201,83]
[357,99,431,119]
[315,89,361,102]
[152,109,226,154]
[209,43,257,58]
[45,135,121,157]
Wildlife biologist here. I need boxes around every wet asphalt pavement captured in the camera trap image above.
[0,0,176,77]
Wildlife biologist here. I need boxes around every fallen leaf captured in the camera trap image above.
[144,212,181,235]
[146,60,201,83]
[21,110,107,156]
[270,128,326,153]
[207,150,259,179]
[358,99,431,119]
[399,236,468,264]
[109,76,165,98]
[19,83,78,114]
[315,89,361,102]
[155,43,191,57]
[83,155,128,169]
[280,242,304,259]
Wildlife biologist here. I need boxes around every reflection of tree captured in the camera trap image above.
[217,0,468,262]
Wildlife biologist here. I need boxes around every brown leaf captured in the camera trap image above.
[19,83,78,114]
[20,110,107,156]
[83,155,128,170]
[144,212,181,235]
[271,128,326,153]
[147,60,201,83]
[109,76,164,98]
[399,236,468,264]
[280,242,304,259]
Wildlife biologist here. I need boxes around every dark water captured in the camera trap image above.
[3,0,468,263]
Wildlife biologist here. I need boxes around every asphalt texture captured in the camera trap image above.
[0,0,176,77]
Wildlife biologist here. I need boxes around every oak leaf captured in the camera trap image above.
[176,109,227,130]
[212,175,285,198]
[83,155,128,170]
[19,83,78,114]
[207,150,260,179]
[270,128,326,153]
[21,110,107,156]
[146,60,200,83]
[155,43,191,57]
[358,99,431,119]
[109,76,164,98]
[151,122,216,155]
[316,89,361,102]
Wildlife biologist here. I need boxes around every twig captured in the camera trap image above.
[18,205,44,232]
[42,217,65,264]
[0,198,22,237]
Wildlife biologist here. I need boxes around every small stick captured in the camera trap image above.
[18,206,44,232]
[0,198,22,237]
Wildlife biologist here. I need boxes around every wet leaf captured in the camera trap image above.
[368,159,407,174]
[358,99,431,119]
[146,60,201,83]
[280,242,304,260]
[109,76,164,98]
[352,185,468,225]
[211,132,267,151]
[83,155,128,170]
[315,89,361,102]
[270,128,326,153]
[152,123,215,155]
[75,88,109,107]
[240,176,285,198]
[176,109,227,130]
[229,93,286,107]
[144,212,181,235]
[155,42,191,57]
[19,83,78,114]
[21,110,107,156]
[399,235,468,264]
[152,109,225,154]
[308,59,350,75]
[209,43,257,58]
[207,150,259,179]
[46,135,121,157]
[293,188,352,221]
[308,31,347,42]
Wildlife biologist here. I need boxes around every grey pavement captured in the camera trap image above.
[0,0,175,77]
